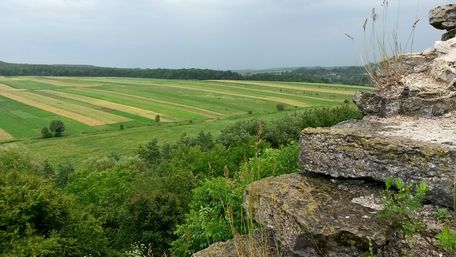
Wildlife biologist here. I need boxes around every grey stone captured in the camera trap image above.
[429,4,456,30]
[353,91,456,117]
[442,28,456,41]
[299,119,456,208]
[244,173,389,257]
[356,38,456,117]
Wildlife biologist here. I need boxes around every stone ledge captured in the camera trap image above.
[300,119,456,207]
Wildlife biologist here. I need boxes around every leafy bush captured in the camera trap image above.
[436,227,456,253]
[276,104,285,111]
[237,142,300,186]
[172,178,243,256]
[435,208,453,222]
[137,138,162,165]
[0,147,114,257]
[41,127,52,138]
[378,177,428,236]
[49,120,65,137]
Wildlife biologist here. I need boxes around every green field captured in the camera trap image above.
[0,76,369,163]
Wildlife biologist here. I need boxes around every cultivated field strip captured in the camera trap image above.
[139,83,311,107]
[33,78,100,88]
[78,88,225,118]
[0,91,129,126]
[83,77,347,104]
[0,128,13,141]
[212,80,358,96]
[40,90,169,121]
[196,81,342,103]
[0,91,107,126]
[76,78,311,107]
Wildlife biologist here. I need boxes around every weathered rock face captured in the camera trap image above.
[243,173,448,257]
[443,28,456,41]
[300,118,456,208]
[430,4,456,41]
[244,173,388,257]
[430,4,456,31]
[354,38,456,117]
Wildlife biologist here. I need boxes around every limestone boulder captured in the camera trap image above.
[429,4,456,31]
[244,173,389,257]
[355,38,456,117]
[300,117,456,208]
[442,28,456,41]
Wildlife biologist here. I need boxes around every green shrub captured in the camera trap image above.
[276,104,285,111]
[49,120,65,137]
[172,177,243,257]
[41,127,52,138]
[435,208,453,222]
[378,177,428,236]
[436,227,456,253]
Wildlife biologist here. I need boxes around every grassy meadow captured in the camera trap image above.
[0,76,368,163]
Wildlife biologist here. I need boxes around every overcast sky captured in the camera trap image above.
[0,0,450,70]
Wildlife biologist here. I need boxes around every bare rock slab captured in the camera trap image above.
[243,173,388,257]
[300,117,456,208]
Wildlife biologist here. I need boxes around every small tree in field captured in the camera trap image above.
[50,120,65,137]
[155,114,161,123]
[41,127,52,139]
[276,104,285,111]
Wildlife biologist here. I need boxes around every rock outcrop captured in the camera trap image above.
[194,5,454,257]
[244,173,387,257]
[243,173,447,257]
[354,38,456,117]
[430,4,456,41]
[300,118,456,207]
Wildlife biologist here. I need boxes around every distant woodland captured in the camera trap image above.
[0,61,370,85]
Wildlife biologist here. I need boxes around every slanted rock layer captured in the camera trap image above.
[194,5,455,257]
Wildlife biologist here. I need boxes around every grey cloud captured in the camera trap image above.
[0,0,449,70]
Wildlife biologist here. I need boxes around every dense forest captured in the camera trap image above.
[0,61,369,85]
[0,105,363,257]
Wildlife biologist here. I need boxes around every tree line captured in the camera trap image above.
[0,61,369,85]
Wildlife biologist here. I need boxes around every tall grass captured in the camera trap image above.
[357,0,420,94]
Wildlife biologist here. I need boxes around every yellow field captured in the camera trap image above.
[0,91,129,126]
[40,90,168,121]
[0,128,13,141]
[0,83,16,91]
